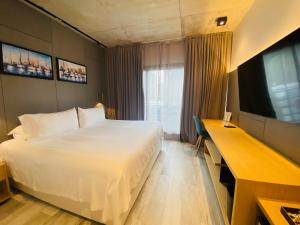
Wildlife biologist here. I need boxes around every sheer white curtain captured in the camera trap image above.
[142,41,184,139]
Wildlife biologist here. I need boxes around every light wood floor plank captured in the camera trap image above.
[0,140,224,225]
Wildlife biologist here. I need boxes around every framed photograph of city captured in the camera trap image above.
[0,43,53,80]
[56,58,87,84]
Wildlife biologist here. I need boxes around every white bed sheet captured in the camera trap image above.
[0,120,162,225]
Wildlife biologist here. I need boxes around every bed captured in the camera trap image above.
[0,119,162,225]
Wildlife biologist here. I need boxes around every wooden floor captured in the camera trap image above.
[0,140,224,225]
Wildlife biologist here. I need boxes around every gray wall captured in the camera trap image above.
[0,0,105,141]
[227,70,300,165]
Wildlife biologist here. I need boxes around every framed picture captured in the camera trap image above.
[0,42,53,80]
[56,58,87,84]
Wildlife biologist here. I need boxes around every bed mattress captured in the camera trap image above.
[0,120,162,225]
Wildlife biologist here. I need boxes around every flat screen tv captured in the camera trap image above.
[238,28,300,124]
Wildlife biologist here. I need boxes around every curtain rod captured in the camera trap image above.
[22,0,107,48]
[140,31,232,46]
[141,37,183,45]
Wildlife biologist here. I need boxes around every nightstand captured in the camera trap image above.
[0,161,11,203]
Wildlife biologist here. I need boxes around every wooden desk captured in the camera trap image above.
[202,119,300,225]
[257,198,300,225]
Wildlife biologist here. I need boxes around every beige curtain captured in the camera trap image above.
[142,41,184,139]
[180,32,232,143]
[143,41,184,69]
[104,44,144,120]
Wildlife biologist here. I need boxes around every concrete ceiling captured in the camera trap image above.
[28,0,254,47]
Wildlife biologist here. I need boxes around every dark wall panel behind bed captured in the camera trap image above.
[0,0,105,141]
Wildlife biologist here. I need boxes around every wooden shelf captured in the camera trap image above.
[205,139,222,166]
[257,198,300,225]
[204,152,231,225]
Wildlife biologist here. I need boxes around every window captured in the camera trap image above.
[143,66,184,137]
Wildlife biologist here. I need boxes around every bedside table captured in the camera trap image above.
[0,161,11,203]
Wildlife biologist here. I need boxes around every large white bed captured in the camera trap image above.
[0,119,162,225]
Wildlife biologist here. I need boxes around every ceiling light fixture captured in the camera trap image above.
[216,17,228,26]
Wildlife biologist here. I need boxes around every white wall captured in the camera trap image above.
[231,0,300,70]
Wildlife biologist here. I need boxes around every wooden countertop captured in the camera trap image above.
[257,198,300,225]
[202,119,300,185]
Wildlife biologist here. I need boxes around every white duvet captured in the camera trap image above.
[0,120,162,225]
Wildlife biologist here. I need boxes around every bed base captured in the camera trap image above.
[13,148,161,225]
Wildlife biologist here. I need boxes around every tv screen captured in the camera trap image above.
[238,28,300,124]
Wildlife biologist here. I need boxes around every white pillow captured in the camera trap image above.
[78,107,106,128]
[18,108,79,139]
[8,125,28,140]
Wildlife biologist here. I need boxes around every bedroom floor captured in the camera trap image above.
[0,140,224,225]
